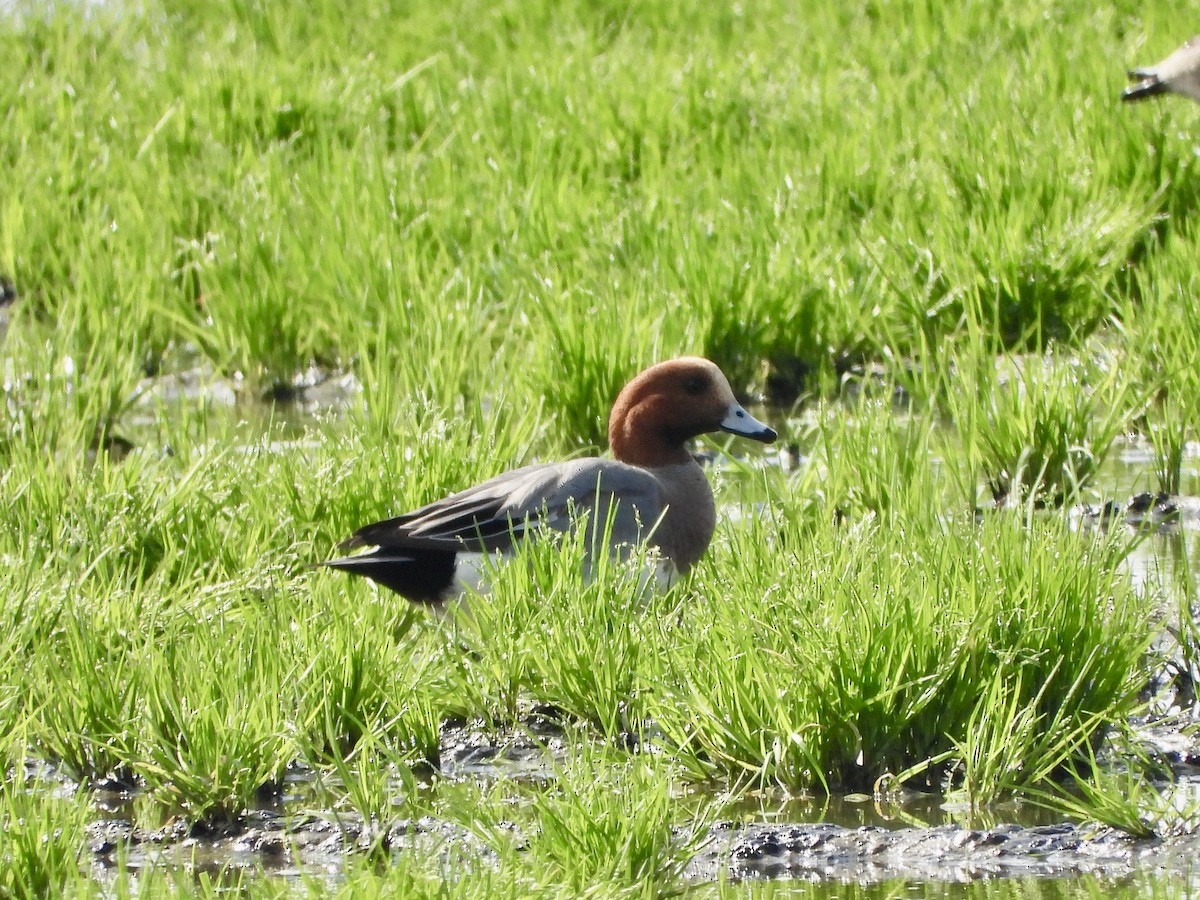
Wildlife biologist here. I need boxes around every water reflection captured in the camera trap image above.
[720,789,1068,833]
[71,393,1200,894]
[734,870,1200,898]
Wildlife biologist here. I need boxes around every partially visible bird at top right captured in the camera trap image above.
[1123,36,1200,103]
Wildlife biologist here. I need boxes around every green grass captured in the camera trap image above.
[0,770,89,899]
[133,617,294,825]
[3,0,1200,894]
[458,745,715,895]
[456,522,669,735]
[1032,743,1200,840]
[1116,217,1200,494]
[941,348,1139,506]
[1,0,1194,404]
[28,605,143,785]
[650,507,1149,797]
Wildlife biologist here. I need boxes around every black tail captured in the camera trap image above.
[1123,75,1168,102]
[320,548,457,604]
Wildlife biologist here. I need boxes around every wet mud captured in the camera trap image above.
[0,273,16,343]
[84,783,1200,887]
[1074,491,1200,531]
[75,700,1200,887]
[85,805,1200,886]
[20,358,1200,887]
[129,359,362,417]
[702,820,1200,883]
[87,809,494,882]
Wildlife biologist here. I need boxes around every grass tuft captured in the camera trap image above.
[134,621,293,827]
[652,508,1150,800]
[0,772,88,899]
[942,350,1137,507]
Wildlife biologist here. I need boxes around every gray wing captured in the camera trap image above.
[341,458,667,553]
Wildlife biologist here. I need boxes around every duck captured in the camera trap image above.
[1123,37,1200,103]
[321,357,777,608]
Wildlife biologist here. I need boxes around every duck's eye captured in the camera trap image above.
[682,375,708,395]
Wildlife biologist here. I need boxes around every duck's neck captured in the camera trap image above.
[609,412,695,468]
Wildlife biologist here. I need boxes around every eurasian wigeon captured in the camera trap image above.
[321,357,776,607]
[1123,37,1200,103]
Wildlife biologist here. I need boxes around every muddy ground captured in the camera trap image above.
[10,351,1198,887]
[78,688,1200,887]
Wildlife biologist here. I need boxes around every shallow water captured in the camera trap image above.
[16,366,1200,893]
[719,788,1071,833]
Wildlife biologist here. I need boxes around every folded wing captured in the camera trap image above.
[342,458,667,552]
